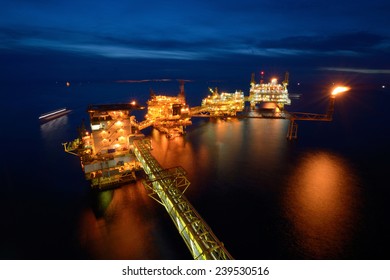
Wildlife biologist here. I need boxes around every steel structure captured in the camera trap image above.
[285,90,341,140]
[196,87,245,117]
[248,72,291,110]
[62,103,144,189]
[143,82,192,138]
[132,138,233,260]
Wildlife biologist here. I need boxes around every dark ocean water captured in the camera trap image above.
[1,80,389,260]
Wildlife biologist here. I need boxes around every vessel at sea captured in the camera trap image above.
[39,108,71,122]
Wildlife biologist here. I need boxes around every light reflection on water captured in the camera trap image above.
[187,119,288,187]
[40,115,69,143]
[283,151,360,259]
[78,181,171,259]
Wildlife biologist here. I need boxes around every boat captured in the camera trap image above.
[39,108,71,122]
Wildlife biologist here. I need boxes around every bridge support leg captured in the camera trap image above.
[287,119,298,140]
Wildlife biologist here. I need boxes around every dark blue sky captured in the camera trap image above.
[1,0,389,84]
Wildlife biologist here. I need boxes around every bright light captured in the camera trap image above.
[271,78,277,84]
[38,108,67,119]
[332,86,350,96]
[131,100,136,105]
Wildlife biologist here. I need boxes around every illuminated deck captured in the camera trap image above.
[132,138,233,260]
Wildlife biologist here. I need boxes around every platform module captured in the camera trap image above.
[139,81,192,138]
[62,103,145,189]
[191,87,244,117]
[248,71,291,111]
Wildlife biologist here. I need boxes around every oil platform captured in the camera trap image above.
[139,80,191,138]
[63,81,193,190]
[192,72,291,117]
[248,71,291,111]
[61,74,348,260]
[62,103,145,190]
[191,87,245,117]
[62,83,232,260]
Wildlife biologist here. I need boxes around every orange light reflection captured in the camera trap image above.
[284,151,360,258]
[78,181,161,259]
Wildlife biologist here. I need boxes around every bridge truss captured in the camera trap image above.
[132,139,233,260]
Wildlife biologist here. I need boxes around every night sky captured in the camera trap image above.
[1,0,389,84]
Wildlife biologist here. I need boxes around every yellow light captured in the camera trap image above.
[131,100,136,105]
[332,86,350,96]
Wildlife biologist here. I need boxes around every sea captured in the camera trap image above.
[0,78,389,260]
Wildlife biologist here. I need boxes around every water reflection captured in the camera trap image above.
[40,115,69,141]
[283,151,360,259]
[148,129,203,195]
[246,119,289,171]
[78,181,166,259]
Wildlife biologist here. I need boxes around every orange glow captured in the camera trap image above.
[131,100,136,105]
[284,151,359,258]
[332,86,349,96]
[78,182,160,259]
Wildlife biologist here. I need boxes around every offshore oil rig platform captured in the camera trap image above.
[140,80,191,137]
[248,71,291,110]
[62,71,348,260]
[62,103,145,189]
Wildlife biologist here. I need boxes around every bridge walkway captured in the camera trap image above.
[132,139,233,260]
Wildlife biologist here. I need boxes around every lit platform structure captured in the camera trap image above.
[63,102,233,259]
[138,81,192,138]
[63,103,145,189]
[285,86,349,140]
[191,88,245,117]
[132,138,233,260]
[247,72,291,111]
[62,81,347,259]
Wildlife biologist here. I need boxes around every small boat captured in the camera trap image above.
[39,108,71,122]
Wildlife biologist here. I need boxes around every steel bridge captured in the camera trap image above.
[132,139,233,260]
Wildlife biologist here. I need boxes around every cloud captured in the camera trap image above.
[258,32,389,54]
[1,24,389,72]
[18,37,208,60]
[320,67,390,74]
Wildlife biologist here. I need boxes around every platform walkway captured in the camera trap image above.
[132,139,233,260]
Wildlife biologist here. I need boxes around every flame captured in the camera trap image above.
[332,86,350,96]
